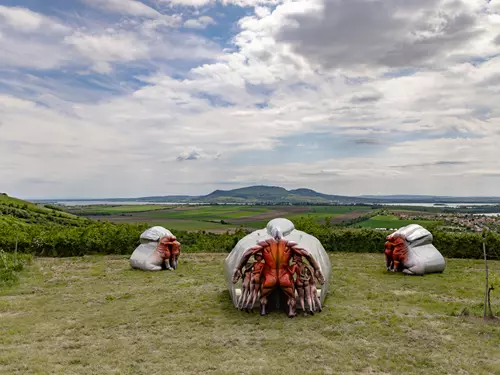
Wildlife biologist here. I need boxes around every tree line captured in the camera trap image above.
[0,214,499,260]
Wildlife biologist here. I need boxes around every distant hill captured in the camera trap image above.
[137,186,374,204]
[361,195,500,204]
[32,185,500,205]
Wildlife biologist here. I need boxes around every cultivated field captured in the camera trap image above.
[1,253,499,374]
[69,205,376,232]
[356,214,440,230]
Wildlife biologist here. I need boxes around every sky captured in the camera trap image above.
[1,0,500,199]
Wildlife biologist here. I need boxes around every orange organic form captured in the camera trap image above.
[232,229,325,317]
[156,235,182,270]
[290,256,322,315]
[244,254,265,311]
[385,234,409,272]
[237,263,254,310]
[384,241,394,271]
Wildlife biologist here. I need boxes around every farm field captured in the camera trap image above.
[68,204,377,232]
[1,253,499,374]
[355,215,440,230]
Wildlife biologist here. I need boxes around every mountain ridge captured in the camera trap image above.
[30,185,500,204]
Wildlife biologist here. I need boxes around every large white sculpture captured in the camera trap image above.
[130,226,181,271]
[384,224,446,276]
[224,218,331,316]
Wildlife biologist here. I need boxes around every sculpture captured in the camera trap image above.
[246,254,265,311]
[130,226,181,271]
[236,262,254,310]
[156,234,181,270]
[225,218,331,317]
[384,224,446,275]
[289,255,323,315]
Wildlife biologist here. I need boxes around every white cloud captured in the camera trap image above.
[0,5,68,33]
[157,0,214,7]
[64,32,150,63]
[0,4,217,72]
[81,0,161,17]
[2,0,500,198]
[184,16,216,29]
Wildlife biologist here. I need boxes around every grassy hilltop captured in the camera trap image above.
[0,253,499,374]
[0,193,83,227]
[1,194,499,374]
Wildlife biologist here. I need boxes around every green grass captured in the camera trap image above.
[0,251,32,287]
[75,205,271,218]
[0,194,77,220]
[140,209,269,220]
[151,220,237,231]
[355,215,440,229]
[72,205,373,232]
[76,205,172,213]
[0,253,499,374]
[305,206,369,214]
[0,194,39,209]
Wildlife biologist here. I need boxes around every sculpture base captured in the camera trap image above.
[234,288,322,311]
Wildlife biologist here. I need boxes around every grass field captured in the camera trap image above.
[1,253,499,374]
[75,205,172,213]
[355,215,440,230]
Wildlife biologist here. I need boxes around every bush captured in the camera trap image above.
[0,251,33,287]
[293,216,500,259]
[0,215,498,259]
[0,220,249,257]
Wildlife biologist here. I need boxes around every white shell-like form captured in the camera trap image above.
[390,224,446,276]
[139,226,173,244]
[224,218,332,308]
[131,226,173,271]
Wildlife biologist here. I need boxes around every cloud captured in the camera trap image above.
[176,148,204,161]
[81,0,161,17]
[1,0,500,198]
[157,0,214,7]
[64,32,149,64]
[350,91,383,103]
[353,138,379,145]
[390,161,468,169]
[0,5,68,33]
[184,16,216,29]
[275,0,486,70]
[0,4,218,72]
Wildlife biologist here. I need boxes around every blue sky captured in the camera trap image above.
[1,0,500,198]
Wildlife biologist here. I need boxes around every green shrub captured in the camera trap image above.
[0,251,33,287]
[294,216,500,259]
[0,214,498,259]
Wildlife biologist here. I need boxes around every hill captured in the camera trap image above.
[36,186,373,204]
[0,193,84,227]
[189,185,374,204]
[361,195,500,204]
[34,186,500,205]
[96,186,375,204]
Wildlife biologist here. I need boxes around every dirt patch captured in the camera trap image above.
[229,206,311,224]
[329,210,371,224]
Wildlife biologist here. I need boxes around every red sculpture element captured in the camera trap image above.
[384,233,409,272]
[236,263,254,310]
[384,241,394,271]
[232,229,325,317]
[289,255,323,315]
[156,235,182,270]
[246,254,265,311]
[308,270,322,313]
